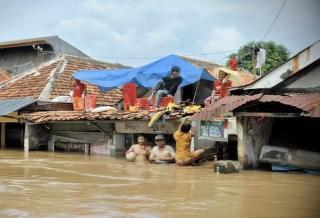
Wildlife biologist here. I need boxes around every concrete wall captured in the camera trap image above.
[0,36,89,75]
[45,36,88,57]
[0,45,54,75]
[25,124,50,150]
[47,122,114,155]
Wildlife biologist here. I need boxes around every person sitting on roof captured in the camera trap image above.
[228,55,238,71]
[70,78,86,111]
[149,134,175,163]
[174,121,206,166]
[126,134,152,161]
[148,66,182,107]
[204,70,232,106]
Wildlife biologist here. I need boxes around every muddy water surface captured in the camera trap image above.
[0,150,319,217]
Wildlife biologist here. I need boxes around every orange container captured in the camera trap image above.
[85,95,97,110]
[123,82,137,111]
[137,98,150,111]
[160,96,174,107]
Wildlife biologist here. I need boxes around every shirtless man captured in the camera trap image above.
[126,135,151,161]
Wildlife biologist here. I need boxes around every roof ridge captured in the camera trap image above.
[0,35,58,45]
[63,54,128,68]
[0,56,62,89]
[38,55,68,100]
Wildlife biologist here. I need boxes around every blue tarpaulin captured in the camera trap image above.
[73,54,215,90]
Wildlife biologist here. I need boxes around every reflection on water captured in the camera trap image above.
[0,150,319,218]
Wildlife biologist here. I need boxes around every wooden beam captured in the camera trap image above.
[0,112,19,123]
[38,120,115,124]
[0,117,18,123]
[235,112,301,118]
[22,103,73,112]
[115,120,181,134]
[91,122,112,136]
[1,123,5,149]
[24,124,29,152]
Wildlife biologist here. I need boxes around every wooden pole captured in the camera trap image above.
[192,79,201,104]
[1,123,5,149]
[24,124,29,152]
[252,49,256,75]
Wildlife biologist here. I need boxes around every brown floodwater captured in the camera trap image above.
[0,150,319,218]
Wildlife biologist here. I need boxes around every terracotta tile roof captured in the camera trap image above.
[191,93,320,120]
[21,110,152,124]
[49,55,125,105]
[0,69,12,84]
[20,105,196,123]
[0,55,126,105]
[182,56,256,87]
[0,62,59,99]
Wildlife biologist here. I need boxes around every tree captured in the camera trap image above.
[229,41,289,76]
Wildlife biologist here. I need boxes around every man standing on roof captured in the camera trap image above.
[71,79,86,111]
[149,66,182,107]
[204,70,232,106]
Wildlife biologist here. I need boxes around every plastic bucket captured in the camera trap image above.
[85,95,97,110]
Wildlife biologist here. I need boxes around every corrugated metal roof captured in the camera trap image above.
[0,98,36,116]
[191,94,262,120]
[259,94,320,117]
[191,93,320,120]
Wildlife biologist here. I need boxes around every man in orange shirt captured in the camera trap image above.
[174,122,205,166]
[71,79,86,111]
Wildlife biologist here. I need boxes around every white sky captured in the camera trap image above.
[0,0,319,66]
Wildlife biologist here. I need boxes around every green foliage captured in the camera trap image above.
[229,41,289,76]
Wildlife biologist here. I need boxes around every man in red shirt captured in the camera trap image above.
[204,70,232,106]
[71,79,86,111]
[228,56,238,71]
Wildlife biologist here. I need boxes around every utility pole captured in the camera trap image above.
[252,48,256,75]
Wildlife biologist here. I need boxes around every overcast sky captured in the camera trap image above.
[1,0,319,66]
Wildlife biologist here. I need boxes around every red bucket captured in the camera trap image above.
[160,96,174,107]
[137,98,150,111]
[123,83,137,111]
[85,95,97,110]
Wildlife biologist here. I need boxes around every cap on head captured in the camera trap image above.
[171,66,181,73]
[155,134,165,141]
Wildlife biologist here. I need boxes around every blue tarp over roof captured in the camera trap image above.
[73,54,215,90]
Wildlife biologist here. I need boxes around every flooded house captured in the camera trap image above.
[18,54,216,155]
[193,40,320,170]
[0,54,125,152]
[1,47,255,159]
